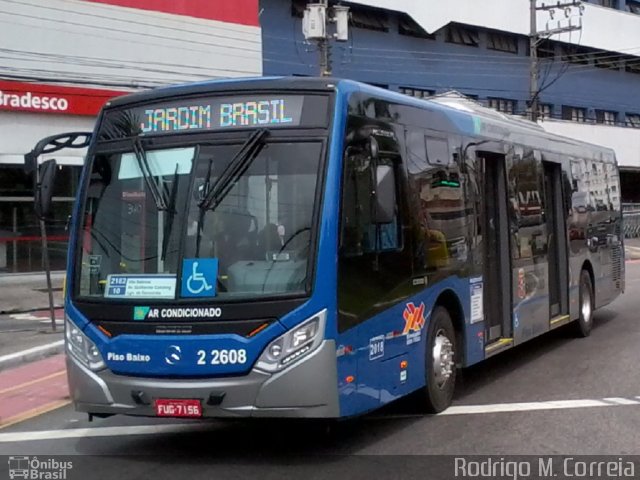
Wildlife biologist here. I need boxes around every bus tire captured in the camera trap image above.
[572,269,594,337]
[422,306,457,413]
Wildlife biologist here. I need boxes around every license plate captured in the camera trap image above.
[154,399,202,418]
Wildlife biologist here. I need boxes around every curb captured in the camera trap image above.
[0,340,65,372]
[0,305,64,315]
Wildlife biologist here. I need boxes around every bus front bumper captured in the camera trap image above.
[66,340,340,418]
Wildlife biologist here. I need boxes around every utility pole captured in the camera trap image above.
[530,0,539,123]
[302,1,349,76]
[318,0,330,76]
[529,0,584,122]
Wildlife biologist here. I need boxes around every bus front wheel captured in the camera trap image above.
[422,306,457,413]
[572,269,594,337]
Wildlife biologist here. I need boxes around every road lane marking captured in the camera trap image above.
[0,340,65,367]
[2,395,640,442]
[0,423,207,442]
[0,400,71,430]
[440,397,640,415]
[602,397,639,405]
[0,370,66,396]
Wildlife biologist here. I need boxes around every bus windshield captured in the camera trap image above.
[76,138,323,301]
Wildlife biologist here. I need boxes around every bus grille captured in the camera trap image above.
[612,225,622,289]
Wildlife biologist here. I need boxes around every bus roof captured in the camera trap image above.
[104,76,616,164]
[104,76,337,109]
[348,80,617,164]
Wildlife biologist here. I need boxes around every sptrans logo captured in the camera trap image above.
[7,456,73,479]
[0,90,69,112]
[402,302,426,345]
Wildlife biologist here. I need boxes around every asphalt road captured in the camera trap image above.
[2,263,640,478]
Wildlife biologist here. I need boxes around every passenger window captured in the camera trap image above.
[426,137,450,165]
[606,163,620,211]
[405,129,428,175]
[508,149,546,259]
[406,130,468,271]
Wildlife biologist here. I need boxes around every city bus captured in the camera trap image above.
[30,77,624,419]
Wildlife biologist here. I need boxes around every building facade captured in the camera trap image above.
[0,0,262,273]
[260,0,640,185]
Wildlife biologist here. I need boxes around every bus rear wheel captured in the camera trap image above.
[572,269,594,337]
[422,306,457,413]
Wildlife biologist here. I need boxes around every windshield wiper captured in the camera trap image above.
[195,157,214,258]
[195,129,268,258]
[161,146,200,261]
[198,128,269,212]
[161,164,180,262]
[132,137,167,211]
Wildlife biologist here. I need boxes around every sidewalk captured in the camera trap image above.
[0,272,64,314]
[0,272,65,370]
[625,237,640,260]
[0,308,64,371]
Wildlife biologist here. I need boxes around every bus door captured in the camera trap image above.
[481,153,512,343]
[543,161,569,319]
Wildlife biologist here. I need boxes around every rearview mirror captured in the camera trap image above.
[35,159,57,221]
[368,136,379,160]
[374,164,396,224]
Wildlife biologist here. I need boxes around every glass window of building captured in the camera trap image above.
[562,106,587,122]
[446,26,479,46]
[349,6,389,32]
[399,87,435,98]
[488,98,516,114]
[596,110,617,125]
[0,164,82,273]
[487,32,518,54]
[625,113,640,127]
[398,14,435,39]
[561,45,591,65]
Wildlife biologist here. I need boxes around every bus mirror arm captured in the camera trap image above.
[26,131,92,221]
[24,131,92,173]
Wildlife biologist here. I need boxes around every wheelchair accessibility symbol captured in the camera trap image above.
[181,258,218,298]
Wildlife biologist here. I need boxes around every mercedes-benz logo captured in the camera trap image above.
[165,345,182,365]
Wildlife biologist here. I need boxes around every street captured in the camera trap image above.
[0,262,639,475]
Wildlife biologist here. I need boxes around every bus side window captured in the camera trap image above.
[340,142,401,256]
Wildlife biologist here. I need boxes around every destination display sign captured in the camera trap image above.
[99,94,329,140]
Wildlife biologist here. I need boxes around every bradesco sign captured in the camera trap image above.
[0,80,126,116]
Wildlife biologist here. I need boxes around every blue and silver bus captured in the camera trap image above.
[31,77,623,418]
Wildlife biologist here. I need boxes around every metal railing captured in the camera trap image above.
[623,203,640,238]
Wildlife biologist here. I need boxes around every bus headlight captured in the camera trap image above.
[256,309,326,373]
[65,317,106,371]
